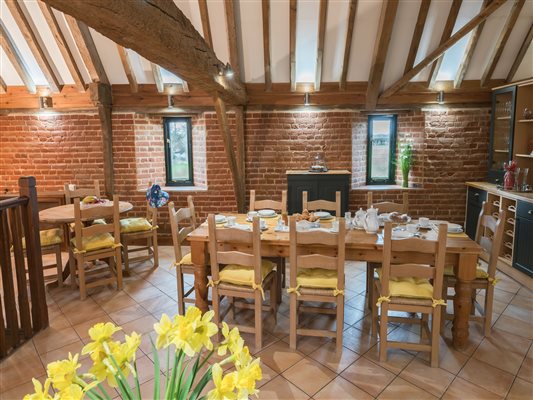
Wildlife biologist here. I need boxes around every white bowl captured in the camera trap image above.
[258,209,276,217]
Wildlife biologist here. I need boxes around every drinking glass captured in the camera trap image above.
[344,211,352,229]
[522,168,529,191]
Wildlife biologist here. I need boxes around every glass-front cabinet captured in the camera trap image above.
[488,86,516,183]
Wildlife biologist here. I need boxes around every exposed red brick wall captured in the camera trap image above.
[0,108,490,230]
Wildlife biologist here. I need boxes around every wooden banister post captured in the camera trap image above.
[18,176,48,331]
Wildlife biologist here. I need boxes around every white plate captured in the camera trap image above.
[392,231,414,239]
[315,211,332,219]
[258,209,277,217]
[215,215,227,224]
[448,228,464,234]
[447,223,463,233]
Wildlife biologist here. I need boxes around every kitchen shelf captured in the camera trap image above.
[518,119,533,123]
[494,149,510,153]
[516,154,533,158]
[497,116,512,120]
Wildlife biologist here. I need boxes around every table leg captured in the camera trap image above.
[452,253,477,349]
[191,241,209,313]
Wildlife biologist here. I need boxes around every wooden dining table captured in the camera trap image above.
[186,214,483,350]
[39,201,133,283]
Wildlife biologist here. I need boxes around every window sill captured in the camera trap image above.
[138,186,208,193]
[352,185,423,191]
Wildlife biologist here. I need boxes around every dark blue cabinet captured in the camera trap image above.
[465,187,487,240]
[513,201,533,277]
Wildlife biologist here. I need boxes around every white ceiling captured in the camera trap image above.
[0,0,532,90]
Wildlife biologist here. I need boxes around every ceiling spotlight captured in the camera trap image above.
[39,96,53,109]
[167,94,174,108]
[437,91,444,105]
[304,92,310,107]
[224,63,234,78]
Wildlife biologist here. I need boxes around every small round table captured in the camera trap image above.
[39,201,134,285]
[39,201,133,224]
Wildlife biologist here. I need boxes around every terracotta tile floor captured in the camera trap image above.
[1,246,532,399]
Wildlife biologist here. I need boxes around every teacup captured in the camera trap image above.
[248,211,258,220]
[406,224,418,234]
[419,217,430,228]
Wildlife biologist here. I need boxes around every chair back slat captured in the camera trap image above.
[78,202,117,220]
[302,191,341,216]
[82,223,114,237]
[208,214,262,284]
[380,222,447,299]
[250,190,287,214]
[64,180,100,204]
[367,192,408,214]
[289,216,346,290]
[297,254,338,270]
[73,196,120,251]
[475,202,505,279]
[169,196,197,263]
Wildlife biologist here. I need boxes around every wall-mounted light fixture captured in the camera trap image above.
[167,94,174,108]
[304,92,310,107]
[216,63,235,78]
[437,91,444,105]
[224,63,234,78]
[39,96,53,109]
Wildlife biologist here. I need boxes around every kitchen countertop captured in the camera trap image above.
[286,170,351,175]
[466,182,533,203]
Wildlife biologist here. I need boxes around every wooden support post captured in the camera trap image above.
[214,97,245,212]
[262,0,272,91]
[89,83,114,197]
[235,106,246,197]
[339,0,358,90]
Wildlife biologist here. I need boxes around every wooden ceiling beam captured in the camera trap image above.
[290,0,297,92]
[224,0,241,80]
[198,0,213,49]
[427,0,462,88]
[262,0,272,91]
[0,76,7,93]
[404,0,431,75]
[455,0,491,88]
[381,0,507,98]
[117,45,138,93]
[506,23,533,82]
[0,21,36,94]
[366,0,399,110]
[481,0,526,87]
[44,0,246,105]
[151,63,164,93]
[315,0,328,91]
[5,0,62,93]
[339,0,358,90]
[64,15,109,85]
[37,1,86,92]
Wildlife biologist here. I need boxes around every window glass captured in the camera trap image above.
[367,115,397,185]
[164,118,193,186]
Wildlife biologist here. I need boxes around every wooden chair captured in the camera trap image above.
[288,216,346,353]
[371,222,447,367]
[302,191,341,216]
[69,196,123,300]
[250,189,287,294]
[442,202,505,336]
[120,203,159,273]
[208,214,278,351]
[367,192,409,214]
[169,196,201,315]
[249,190,287,214]
[31,228,64,286]
[64,180,101,204]
[366,191,409,309]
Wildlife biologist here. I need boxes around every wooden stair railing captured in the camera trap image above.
[0,177,48,358]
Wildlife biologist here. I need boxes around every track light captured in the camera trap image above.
[39,96,53,109]
[304,92,310,107]
[437,91,444,105]
[225,63,234,78]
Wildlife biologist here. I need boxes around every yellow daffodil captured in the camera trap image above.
[235,358,262,398]
[154,313,174,349]
[233,346,252,368]
[57,384,84,400]
[218,323,244,356]
[47,353,80,391]
[23,378,58,400]
[207,364,238,400]
[81,322,121,362]
[188,310,218,354]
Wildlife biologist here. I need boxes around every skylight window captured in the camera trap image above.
[294,0,319,85]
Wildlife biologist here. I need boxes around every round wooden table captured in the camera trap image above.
[39,201,133,224]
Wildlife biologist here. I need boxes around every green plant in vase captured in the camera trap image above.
[398,143,413,188]
[24,307,262,400]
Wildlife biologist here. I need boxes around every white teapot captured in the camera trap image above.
[364,206,379,234]
[355,208,366,229]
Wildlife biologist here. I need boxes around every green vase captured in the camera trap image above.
[402,169,409,188]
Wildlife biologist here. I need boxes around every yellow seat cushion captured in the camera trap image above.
[296,268,338,289]
[23,228,63,249]
[70,233,115,252]
[444,264,489,279]
[179,253,192,265]
[219,259,275,286]
[377,268,434,299]
[120,217,152,234]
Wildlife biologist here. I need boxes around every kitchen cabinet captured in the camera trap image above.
[465,187,487,239]
[514,200,533,277]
